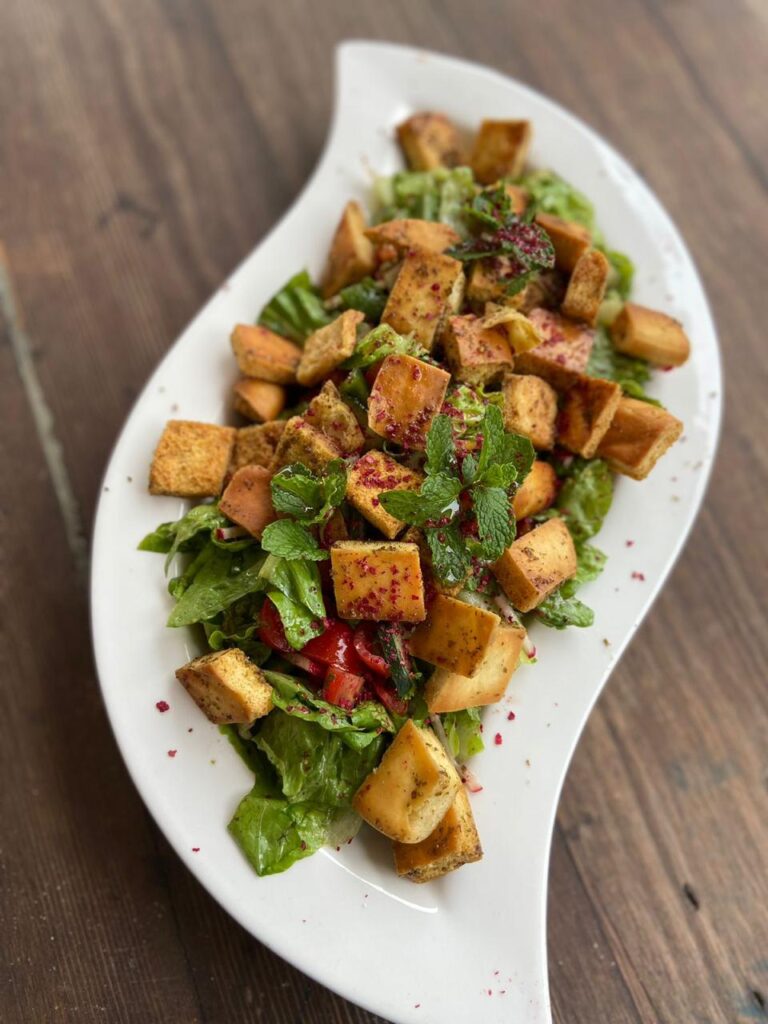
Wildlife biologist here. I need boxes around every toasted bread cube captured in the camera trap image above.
[514,308,595,391]
[393,786,482,882]
[558,375,622,457]
[442,315,513,386]
[382,250,465,352]
[233,378,286,422]
[466,257,530,311]
[321,200,376,298]
[493,518,577,612]
[424,621,526,713]
[502,373,558,450]
[330,541,425,622]
[408,594,501,677]
[297,309,363,388]
[175,648,273,725]
[304,380,364,455]
[353,720,461,843]
[346,450,423,539]
[149,420,235,498]
[596,397,683,479]
[368,354,450,450]
[219,465,276,539]
[535,213,592,273]
[269,416,340,474]
[230,421,285,472]
[396,113,463,170]
[231,324,302,384]
[610,303,690,367]
[504,183,528,215]
[470,119,532,184]
[365,219,460,256]
[561,249,610,325]
[512,460,559,519]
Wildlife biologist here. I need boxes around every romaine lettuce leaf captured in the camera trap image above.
[265,671,394,750]
[373,167,475,234]
[535,590,595,629]
[167,545,267,627]
[587,325,652,390]
[228,712,385,876]
[338,277,388,321]
[257,270,331,344]
[441,707,485,762]
[556,458,613,544]
[343,323,428,370]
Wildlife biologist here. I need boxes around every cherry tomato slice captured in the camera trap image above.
[370,677,409,717]
[322,666,365,710]
[352,624,390,678]
[302,619,365,674]
[258,598,291,653]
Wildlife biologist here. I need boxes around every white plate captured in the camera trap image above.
[91,41,721,1024]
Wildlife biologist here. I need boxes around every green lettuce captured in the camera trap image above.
[516,170,596,230]
[343,323,428,370]
[258,554,325,650]
[536,590,595,629]
[556,458,613,544]
[265,671,394,751]
[167,545,267,627]
[257,270,331,344]
[442,707,485,762]
[338,277,388,321]
[228,713,385,876]
[587,325,652,392]
[373,167,475,234]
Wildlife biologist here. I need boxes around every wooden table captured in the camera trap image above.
[2,1,766,1021]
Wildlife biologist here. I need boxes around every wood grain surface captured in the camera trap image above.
[1,1,766,1021]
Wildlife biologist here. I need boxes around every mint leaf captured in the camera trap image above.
[425,413,456,475]
[425,523,471,587]
[499,433,536,482]
[475,404,505,479]
[379,473,461,526]
[474,485,515,562]
[448,185,556,271]
[270,461,346,525]
[260,521,328,561]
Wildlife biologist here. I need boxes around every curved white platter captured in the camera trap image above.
[91,41,721,1024]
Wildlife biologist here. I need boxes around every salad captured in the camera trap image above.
[141,112,688,882]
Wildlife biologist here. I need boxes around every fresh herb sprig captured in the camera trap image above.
[448,185,555,296]
[379,407,534,585]
[260,460,347,561]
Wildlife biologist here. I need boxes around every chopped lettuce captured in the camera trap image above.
[536,590,595,629]
[343,323,428,370]
[228,712,385,876]
[269,460,347,525]
[556,458,613,544]
[587,325,651,390]
[258,554,325,649]
[265,672,394,750]
[167,545,267,628]
[257,270,331,344]
[139,502,230,572]
[516,169,596,231]
[442,383,505,438]
[338,277,388,321]
[441,707,485,762]
[373,166,475,234]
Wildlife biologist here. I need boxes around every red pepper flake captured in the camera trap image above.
[167,749,177,758]
[631,571,646,581]
[191,847,200,853]
[494,733,503,746]
[507,711,516,721]
[155,700,170,712]
[625,539,635,547]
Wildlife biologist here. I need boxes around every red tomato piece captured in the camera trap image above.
[370,677,408,717]
[352,624,390,677]
[302,620,365,674]
[258,598,291,653]
[322,666,365,710]
[282,651,325,680]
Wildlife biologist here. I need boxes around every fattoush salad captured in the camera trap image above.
[141,112,689,882]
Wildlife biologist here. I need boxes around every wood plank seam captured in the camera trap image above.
[639,0,768,195]
[0,247,89,577]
